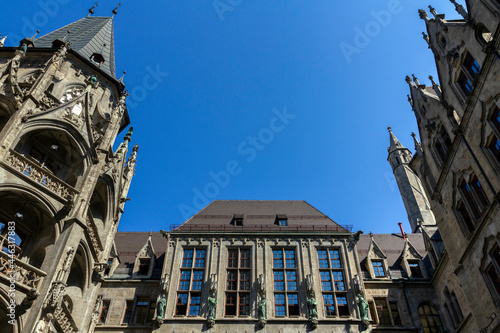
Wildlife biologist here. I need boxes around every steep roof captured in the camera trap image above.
[388,127,407,153]
[357,233,432,279]
[171,200,350,233]
[112,232,166,279]
[35,16,116,77]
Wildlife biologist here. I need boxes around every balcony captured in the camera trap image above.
[0,249,47,291]
[2,149,78,200]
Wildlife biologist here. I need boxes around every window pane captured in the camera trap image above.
[182,250,193,268]
[134,298,149,324]
[337,296,349,316]
[375,299,391,325]
[239,293,250,316]
[323,294,335,316]
[192,270,203,290]
[286,271,297,291]
[98,300,110,324]
[373,261,385,277]
[275,294,286,316]
[288,294,299,316]
[228,250,238,268]
[330,250,342,268]
[227,271,237,290]
[274,271,284,291]
[273,250,283,268]
[195,249,205,268]
[240,271,250,290]
[390,301,402,325]
[333,271,345,291]
[123,301,133,324]
[179,271,191,290]
[176,294,188,315]
[240,250,250,268]
[321,271,332,291]
[189,294,201,316]
[226,293,237,316]
[318,250,328,268]
[285,250,295,268]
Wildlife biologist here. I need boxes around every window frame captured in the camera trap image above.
[97,299,111,325]
[370,298,402,327]
[176,247,206,317]
[317,248,349,317]
[225,247,251,317]
[273,247,299,317]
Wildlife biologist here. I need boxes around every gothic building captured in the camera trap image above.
[0,5,137,333]
[0,1,499,333]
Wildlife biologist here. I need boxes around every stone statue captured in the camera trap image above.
[20,43,27,54]
[258,273,265,295]
[207,295,217,320]
[0,35,7,48]
[357,293,370,328]
[157,294,167,319]
[33,314,53,333]
[307,295,318,329]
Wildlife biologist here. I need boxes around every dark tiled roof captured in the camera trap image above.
[357,233,432,279]
[112,232,166,279]
[35,17,116,77]
[171,200,350,233]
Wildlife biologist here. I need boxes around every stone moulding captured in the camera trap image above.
[3,149,78,200]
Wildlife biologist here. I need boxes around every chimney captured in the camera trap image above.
[398,222,406,240]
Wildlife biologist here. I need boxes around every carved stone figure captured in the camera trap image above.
[0,35,6,47]
[209,273,217,293]
[161,274,170,293]
[258,273,265,295]
[357,294,370,328]
[21,288,39,308]
[33,313,54,333]
[156,294,167,319]
[207,295,217,320]
[258,293,267,328]
[307,295,318,329]
[306,274,314,295]
[20,43,27,54]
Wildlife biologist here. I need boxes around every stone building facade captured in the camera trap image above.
[0,0,499,333]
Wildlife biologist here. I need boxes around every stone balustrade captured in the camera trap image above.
[0,250,47,290]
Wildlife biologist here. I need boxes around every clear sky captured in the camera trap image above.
[1,0,465,234]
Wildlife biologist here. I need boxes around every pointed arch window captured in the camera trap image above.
[434,126,452,163]
[418,303,444,333]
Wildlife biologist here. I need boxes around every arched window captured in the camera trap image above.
[418,303,444,333]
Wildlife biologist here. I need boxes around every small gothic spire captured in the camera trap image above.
[450,0,468,20]
[20,30,40,48]
[411,132,424,156]
[88,2,98,16]
[0,34,6,48]
[428,5,438,18]
[119,71,126,83]
[112,3,121,16]
[405,75,413,85]
[422,32,430,47]
[418,9,429,21]
[124,127,134,143]
[429,75,442,99]
[388,127,406,152]
[407,94,413,107]
[412,74,421,86]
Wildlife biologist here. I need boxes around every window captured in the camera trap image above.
[176,248,205,316]
[488,137,500,164]
[232,216,244,226]
[443,288,464,329]
[408,260,423,278]
[457,51,481,96]
[122,300,133,324]
[372,260,385,277]
[457,174,490,234]
[434,126,452,163]
[370,299,402,326]
[98,300,110,324]
[317,249,348,317]
[138,258,150,276]
[273,248,299,317]
[418,303,445,333]
[486,245,500,297]
[278,218,288,226]
[490,106,500,133]
[225,248,251,317]
[133,298,150,325]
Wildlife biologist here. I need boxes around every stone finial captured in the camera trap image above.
[418,9,429,21]
[411,132,424,156]
[88,2,98,16]
[119,70,126,83]
[422,32,430,47]
[429,75,442,99]
[112,2,121,16]
[0,34,6,47]
[450,0,468,20]
[428,5,438,18]
[412,74,421,86]
[405,75,413,85]
[387,126,392,132]
[407,94,413,107]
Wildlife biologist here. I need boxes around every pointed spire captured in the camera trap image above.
[422,32,430,48]
[119,71,126,84]
[388,127,406,153]
[112,3,121,17]
[411,132,423,156]
[20,30,40,48]
[418,9,429,21]
[412,74,421,86]
[449,0,468,20]
[88,2,99,16]
[124,127,134,143]
[405,75,414,87]
[429,75,442,99]
[428,5,438,18]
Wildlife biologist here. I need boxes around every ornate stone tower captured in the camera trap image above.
[0,5,137,333]
[387,127,436,233]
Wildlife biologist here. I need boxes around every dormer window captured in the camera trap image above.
[90,53,105,67]
[372,260,385,277]
[232,215,244,226]
[138,258,150,275]
[408,260,423,278]
[276,215,288,226]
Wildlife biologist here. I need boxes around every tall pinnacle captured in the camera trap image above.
[388,127,406,153]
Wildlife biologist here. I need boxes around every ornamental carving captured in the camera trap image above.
[43,281,67,309]
[86,215,104,255]
[91,295,103,324]
[54,302,78,333]
[4,149,77,200]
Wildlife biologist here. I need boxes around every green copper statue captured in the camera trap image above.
[207,295,217,320]
[357,293,370,328]
[307,296,318,320]
[156,294,166,319]
[258,295,266,319]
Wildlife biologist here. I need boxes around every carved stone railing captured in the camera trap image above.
[54,301,78,333]
[0,250,47,291]
[3,149,78,200]
[86,214,103,255]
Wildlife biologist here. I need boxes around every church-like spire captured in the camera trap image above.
[388,127,406,153]
[34,15,117,77]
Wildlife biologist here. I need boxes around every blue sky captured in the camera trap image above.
[1,0,465,234]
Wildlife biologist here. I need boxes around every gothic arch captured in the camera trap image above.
[0,288,22,331]
[0,93,16,133]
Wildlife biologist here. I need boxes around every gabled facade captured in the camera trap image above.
[0,7,137,333]
[390,1,500,332]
